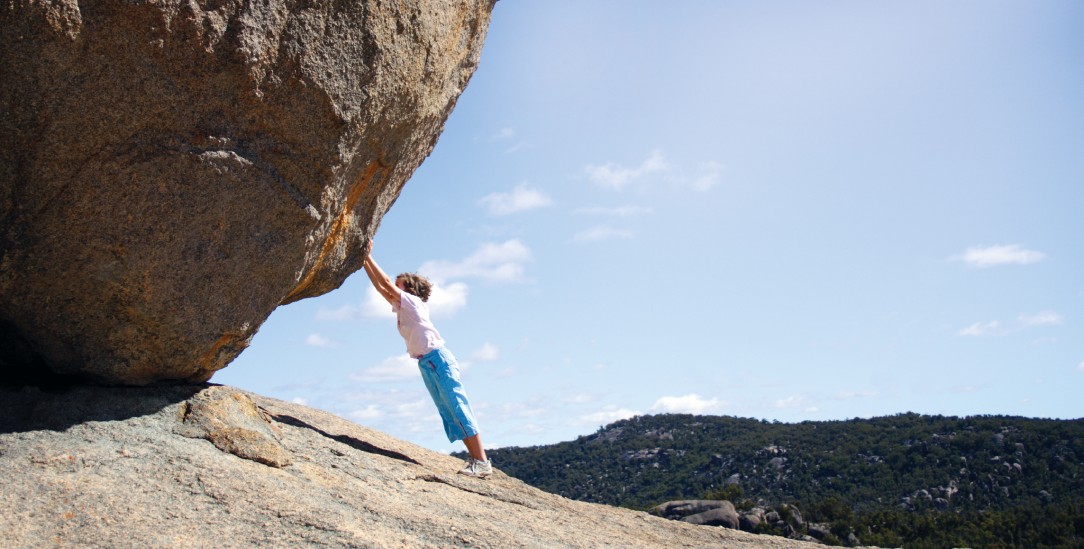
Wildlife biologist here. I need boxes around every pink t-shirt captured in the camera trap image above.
[393,291,445,358]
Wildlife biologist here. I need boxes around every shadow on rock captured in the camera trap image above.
[0,383,205,434]
[271,413,421,465]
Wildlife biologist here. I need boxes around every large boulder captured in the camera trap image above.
[683,502,740,529]
[652,499,733,520]
[0,0,496,385]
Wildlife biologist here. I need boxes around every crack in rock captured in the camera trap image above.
[413,473,542,510]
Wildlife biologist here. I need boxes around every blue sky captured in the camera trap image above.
[216,1,1084,453]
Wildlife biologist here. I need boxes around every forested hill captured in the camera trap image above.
[483,413,1084,547]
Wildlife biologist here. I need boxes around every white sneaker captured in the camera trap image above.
[458,457,493,478]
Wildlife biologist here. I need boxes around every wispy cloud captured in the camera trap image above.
[489,127,530,153]
[958,244,1045,268]
[479,183,552,216]
[316,304,363,322]
[498,401,550,419]
[585,150,722,192]
[688,161,723,191]
[577,405,638,426]
[575,205,653,217]
[470,342,500,362]
[958,311,1064,337]
[349,404,383,421]
[329,388,440,438]
[419,239,533,283]
[774,394,818,413]
[650,394,724,414]
[351,354,419,383]
[958,320,1001,337]
[573,225,635,243]
[426,282,469,318]
[305,333,333,347]
[495,367,517,379]
[564,393,596,404]
[585,150,666,190]
[1077,361,1084,372]
[1018,311,1064,327]
[362,287,394,319]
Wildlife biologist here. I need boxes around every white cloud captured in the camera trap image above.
[305,333,333,347]
[564,393,596,404]
[1077,362,1084,372]
[427,282,469,318]
[573,225,635,243]
[578,406,638,426]
[335,388,432,417]
[575,205,653,217]
[958,320,1001,337]
[351,354,419,383]
[362,287,395,319]
[689,161,723,191]
[492,127,515,140]
[290,397,308,406]
[503,141,530,154]
[349,404,383,421]
[419,240,533,283]
[774,395,811,409]
[585,151,722,192]
[499,401,549,419]
[585,150,666,190]
[479,183,552,216]
[958,312,1063,337]
[316,303,363,322]
[960,244,1045,268]
[470,342,500,362]
[1018,311,1064,327]
[651,394,724,414]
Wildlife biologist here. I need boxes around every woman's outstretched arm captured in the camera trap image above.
[362,250,401,306]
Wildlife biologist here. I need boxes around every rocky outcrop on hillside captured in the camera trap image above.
[0,384,824,548]
[653,499,861,546]
[0,0,494,385]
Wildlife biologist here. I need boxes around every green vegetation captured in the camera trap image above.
[479,413,1084,547]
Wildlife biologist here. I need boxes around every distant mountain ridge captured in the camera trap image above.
[482,413,1084,547]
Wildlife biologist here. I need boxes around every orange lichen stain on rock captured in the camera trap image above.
[194,332,243,379]
[284,161,387,302]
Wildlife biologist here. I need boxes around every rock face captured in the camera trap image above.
[653,499,735,520]
[0,0,495,385]
[0,384,825,548]
[653,500,741,529]
[684,505,741,529]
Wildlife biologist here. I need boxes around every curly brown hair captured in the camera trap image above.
[396,273,433,302]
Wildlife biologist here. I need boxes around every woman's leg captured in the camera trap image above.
[463,433,487,462]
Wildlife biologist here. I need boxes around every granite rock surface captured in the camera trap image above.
[0,384,831,548]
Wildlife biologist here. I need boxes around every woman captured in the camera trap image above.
[362,249,492,478]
